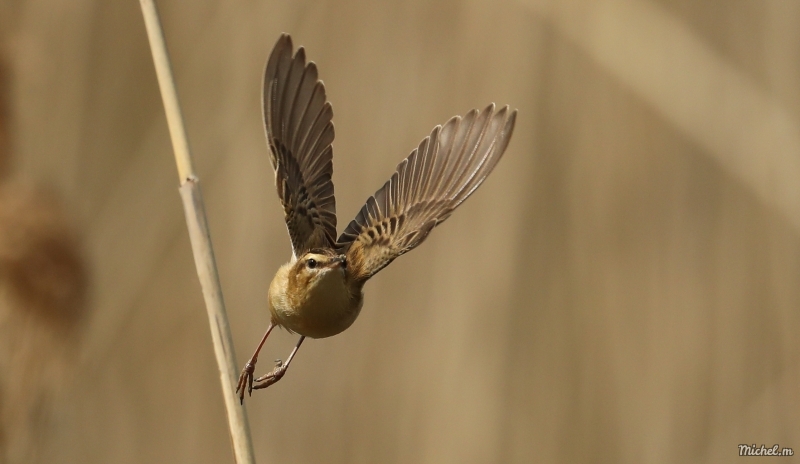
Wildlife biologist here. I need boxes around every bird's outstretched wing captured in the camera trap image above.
[337,104,517,283]
[264,34,337,256]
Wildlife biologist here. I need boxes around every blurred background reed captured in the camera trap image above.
[0,0,797,463]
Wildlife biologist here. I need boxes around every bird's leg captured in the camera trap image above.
[253,335,305,390]
[236,321,276,403]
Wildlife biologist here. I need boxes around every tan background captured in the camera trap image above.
[1,0,798,463]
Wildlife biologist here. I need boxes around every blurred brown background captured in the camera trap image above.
[0,0,798,463]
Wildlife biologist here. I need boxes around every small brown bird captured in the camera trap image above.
[236,34,517,402]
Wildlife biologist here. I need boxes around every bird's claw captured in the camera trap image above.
[235,360,256,404]
[253,362,287,390]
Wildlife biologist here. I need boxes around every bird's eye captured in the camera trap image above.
[307,258,317,269]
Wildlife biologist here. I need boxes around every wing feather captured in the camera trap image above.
[337,104,517,282]
[263,34,337,256]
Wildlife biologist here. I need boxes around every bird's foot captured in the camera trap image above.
[252,359,287,390]
[235,359,257,404]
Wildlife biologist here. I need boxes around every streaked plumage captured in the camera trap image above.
[264,34,337,255]
[237,34,517,400]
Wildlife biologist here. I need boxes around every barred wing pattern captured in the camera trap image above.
[264,34,337,256]
[337,104,517,283]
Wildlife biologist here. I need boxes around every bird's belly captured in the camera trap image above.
[271,277,363,339]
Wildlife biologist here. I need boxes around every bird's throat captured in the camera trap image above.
[268,265,363,339]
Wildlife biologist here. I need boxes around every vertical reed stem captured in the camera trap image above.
[138,1,256,462]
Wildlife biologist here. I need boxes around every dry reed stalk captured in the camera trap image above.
[138,1,256,463]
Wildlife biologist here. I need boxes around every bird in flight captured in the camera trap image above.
[237,34,517,402]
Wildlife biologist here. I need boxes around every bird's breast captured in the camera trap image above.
[269,269,363,339]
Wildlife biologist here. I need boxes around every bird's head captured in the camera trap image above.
[289,249,347,291]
